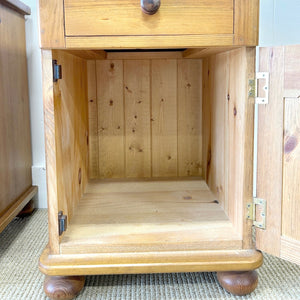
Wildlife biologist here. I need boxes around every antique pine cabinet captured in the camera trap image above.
[38,0,300,299]
[0,1,38,233]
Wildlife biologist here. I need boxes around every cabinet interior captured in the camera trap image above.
[51,47,255,254]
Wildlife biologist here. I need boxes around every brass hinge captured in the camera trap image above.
[58,211,67,235]
[246,198,266,229]
[248,79,256,98]
[248,72,269,104]
[52,60,62,82]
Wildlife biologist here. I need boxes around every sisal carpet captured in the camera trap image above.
[0,209,299,300]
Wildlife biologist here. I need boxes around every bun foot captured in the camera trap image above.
[44,275,85,300]
[217,270,258,296]
[18,200,34,216]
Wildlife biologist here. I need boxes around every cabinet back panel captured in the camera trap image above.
[89,59,202,179]
[124,60,151,178]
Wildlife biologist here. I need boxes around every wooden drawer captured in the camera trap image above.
[64,0,233,37]
[39,0,259,48]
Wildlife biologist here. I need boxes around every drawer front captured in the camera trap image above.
[64,0,234,37]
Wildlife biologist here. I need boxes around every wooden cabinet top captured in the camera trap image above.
[39,0,259,49]
[1,0,31,15]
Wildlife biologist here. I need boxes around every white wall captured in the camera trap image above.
[23,0,300,208]
[23,0,47,208]
[259,0,300,46]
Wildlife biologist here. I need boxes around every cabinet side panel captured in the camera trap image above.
[202,59,210,184]
[41,50,59,253]
[241,47,256,249]
[202,48,255,246]
[39,0,65,48]
[0,5,32,216]
[52,50,89,223]
[227,48,254,243]
[87,61,99,178]
[202,54,227,211]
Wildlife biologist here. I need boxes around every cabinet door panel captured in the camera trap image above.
[281,97,300,265]
[256,45,300,265]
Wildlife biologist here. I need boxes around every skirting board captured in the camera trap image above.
[32,166,47,208]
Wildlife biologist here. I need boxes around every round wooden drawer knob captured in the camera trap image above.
[141,0,161,15]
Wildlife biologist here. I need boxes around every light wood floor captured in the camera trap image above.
[60,179,242,254]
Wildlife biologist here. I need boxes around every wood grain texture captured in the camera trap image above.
[256,46,300,263]
[227,48,255,248]
[40,246,263,276]
[86,177,207,193]
[60,179,243,254]
[241,48,256,249]
[0,186,37,233]
[201,58,211,186]
[202,53,227,210]
[39,0,65,48]
[124,60,151,177]
[65,50,106,60]
[94,58,203,179]
[0,4,33,219]
[52,50,89,223]
[151,60,178,177]
[44,275,85,300]
[65,35,234,50]
[87,61,98,178]
[177,59,202,176]
[183,47,236,59]
[217,270,258,296]
[97,60,125,178]
[281,236,300,266]
[256,47,284,257]
[284,46,300,91]
[107,51,182,60]
[64,0,233,36]
[41,50,59,253]
[202,48,255,246]
[227,49,246,235]
[282,97,300,241]
[0,0,30,15]
[234,0,259,45]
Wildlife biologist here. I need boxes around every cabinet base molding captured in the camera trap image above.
[0,186,38,233]
[39,246,263,276]
[44,275,85,300]
[217,270,258,296]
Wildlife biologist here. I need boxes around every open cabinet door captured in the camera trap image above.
[256,45,300,265]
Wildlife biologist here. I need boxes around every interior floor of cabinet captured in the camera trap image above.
[60,178,242,254]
